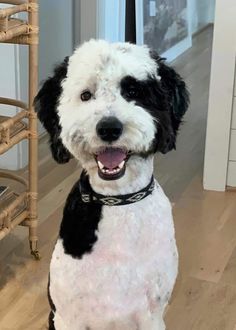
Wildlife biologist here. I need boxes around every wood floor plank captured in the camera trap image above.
[165,277,236,330]
[165,277,214,330]
[172,175,236,283]
[220,247,236,287]
[37,159,78,199]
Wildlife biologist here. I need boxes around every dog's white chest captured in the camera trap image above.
[50,184,178,329]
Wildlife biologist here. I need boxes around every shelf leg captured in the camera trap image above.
[30,239,41,260]
[28,0,39,260]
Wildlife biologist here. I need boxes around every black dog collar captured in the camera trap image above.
[79,171,156,206]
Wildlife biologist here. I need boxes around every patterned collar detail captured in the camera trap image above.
[79,172,156,206]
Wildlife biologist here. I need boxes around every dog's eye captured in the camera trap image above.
[81,90,92,101]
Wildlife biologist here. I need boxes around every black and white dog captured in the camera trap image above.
[35,40,189,330]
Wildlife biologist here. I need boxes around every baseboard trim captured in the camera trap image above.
[193,23,214,38]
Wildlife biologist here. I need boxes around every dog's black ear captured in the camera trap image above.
[151,51,189,153]
[158,58,189,124]
[34,56,72,164]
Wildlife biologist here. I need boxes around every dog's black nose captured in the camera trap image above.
[96,117,123,142]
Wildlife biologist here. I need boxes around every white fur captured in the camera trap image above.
[50,183,178,330]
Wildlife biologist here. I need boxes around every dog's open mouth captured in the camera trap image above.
[95,148,129,180]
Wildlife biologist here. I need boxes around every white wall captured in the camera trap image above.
[75,0,126,45]
[0,44,22,170]
[203,0,236,191]
[38,0,73,83]
[0,3,23,170]
[191,0,216,34]
[0,1,73,170]
[76,0,98,45]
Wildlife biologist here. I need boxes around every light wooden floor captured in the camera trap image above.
[1,26,236,330]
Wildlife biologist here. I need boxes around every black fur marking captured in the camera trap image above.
[47,274,56,329]
[47,274,56,312]
[48,311,55,330]
[120,55,189,154]
[34,57,72,164]
[157,58,189,123]
[59,171,102,259]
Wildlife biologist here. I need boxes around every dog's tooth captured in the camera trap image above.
[118,161,125,169]
[101,167,122,175]
[98,161,104,170]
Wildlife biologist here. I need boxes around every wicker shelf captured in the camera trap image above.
[0,18,28,41]
[0,171,28,240]
[0,1,39,259]
[0,98,29,155]
[0,1,38,45]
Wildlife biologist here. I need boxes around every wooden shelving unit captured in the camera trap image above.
[0,0,39,259]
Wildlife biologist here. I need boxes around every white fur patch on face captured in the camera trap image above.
[57,39,159,181]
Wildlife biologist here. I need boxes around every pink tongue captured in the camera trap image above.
[97,148,126,169]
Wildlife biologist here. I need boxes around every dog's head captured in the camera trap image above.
[35,40,189,181]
